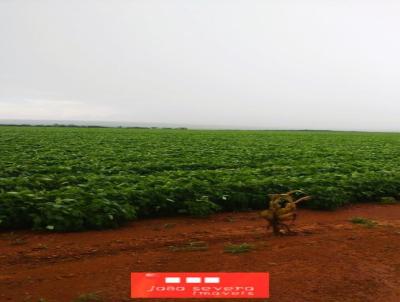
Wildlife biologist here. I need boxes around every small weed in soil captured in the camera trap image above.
[169,241,208,252]
[72,292,103,302]
[224,243,253,254]
[350,217,377,228]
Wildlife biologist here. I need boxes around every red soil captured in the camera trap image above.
[1,204,400,302]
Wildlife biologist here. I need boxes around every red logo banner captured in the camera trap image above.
[131,272,269,299]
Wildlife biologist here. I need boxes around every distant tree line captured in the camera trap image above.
[0,123,188,130]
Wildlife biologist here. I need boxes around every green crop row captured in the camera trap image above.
[1,127,400,231]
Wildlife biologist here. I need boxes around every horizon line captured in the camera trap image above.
[1,118,400,134]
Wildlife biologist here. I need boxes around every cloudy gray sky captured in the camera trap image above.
[1,0,400,130]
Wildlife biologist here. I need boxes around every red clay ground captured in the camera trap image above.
[1,204,400,302]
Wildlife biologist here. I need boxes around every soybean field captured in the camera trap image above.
[1,126,400,231]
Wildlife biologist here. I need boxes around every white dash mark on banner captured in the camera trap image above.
[165,277,181,283]
[186,277,201,283]
[204,277,220,283]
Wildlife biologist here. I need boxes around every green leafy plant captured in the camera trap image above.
[169,241,208,252]
[380,197,397,205]
[350,217,377,228]
[31,199,136,231]
[72,292,103,302]
[224,243,253,254]
[182,196,220,217]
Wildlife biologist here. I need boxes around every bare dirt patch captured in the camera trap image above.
[1,204,400,302]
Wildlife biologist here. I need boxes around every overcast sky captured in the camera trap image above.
[1,1,400,130]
